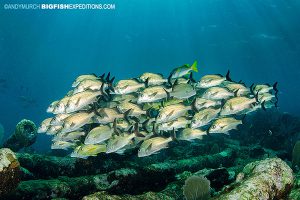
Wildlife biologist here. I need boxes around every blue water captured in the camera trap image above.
[0,0,300,152]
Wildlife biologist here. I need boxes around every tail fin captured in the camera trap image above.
[145,78,149,88]
[273,82,278,93]
[91,102,101,116]
[164,88,171,99]
[99,73,105,80]
[134,122,145,137]
[250,83,254,94]
[274,95,279,108]
[189,72,196,83]
[142,119,150,133]
[171,128,177,141]
[261,101,266,111]
[190,60,198,72]
[191,98,198,112]
[106,72,111,82]
[146,108,159,118]
[109,77,115,83]
[167,74,172,86]
[124,109,132,123]
[254,92,259,102]
[225,70,232,82]
[234,89,239,97]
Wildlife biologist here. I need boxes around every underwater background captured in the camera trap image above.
[1,0,300,151]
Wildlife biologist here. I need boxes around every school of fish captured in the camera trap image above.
[38,61,278,158]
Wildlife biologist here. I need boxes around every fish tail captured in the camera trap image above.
[171,128,177,141]
[190,60,198,72]
[273,82,278,93]
[225,70,232,82]
[261,101,266,111]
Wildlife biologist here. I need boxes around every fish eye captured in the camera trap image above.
[212,125,216,129]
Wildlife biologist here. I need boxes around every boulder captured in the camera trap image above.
[0,148,20,197]
[214,158,294,200]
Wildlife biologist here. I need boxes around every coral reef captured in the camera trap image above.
[3,119,37,152]
[293,141,300,170]
[3,123,298,199]
[237,109,300,153]
[0,123,4,145]
[183,175,211,200]
[214,158,294,200]
[0,148,20,197]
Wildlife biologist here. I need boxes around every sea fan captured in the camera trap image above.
[183,175,211,200]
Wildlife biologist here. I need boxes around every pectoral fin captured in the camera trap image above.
[149,92,158,97]
[166,110,175,118]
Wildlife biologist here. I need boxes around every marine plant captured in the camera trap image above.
[292,140,300,170]
[183,175,210,200]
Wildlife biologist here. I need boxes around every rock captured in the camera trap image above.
[146,148,235,173]
[0,148,20,197]
[3,119,37,152]
[249,146,266,158]
[214,158,294,200]
[194,168,230,191]
[5,173,110,200]
[82,191,173,200]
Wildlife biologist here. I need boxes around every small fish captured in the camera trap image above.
[156,103,192,123]
[84,125,114,145]
[191,108,221,128]
[138,136,174,157]
[208,117,243,134]
[38,118,53,133]
[251,82,278,94]
[113,118,132,131]
[112,94,137,103]
[117,101,146,117]
[113,79,146,94]
[193,98,222,110]
[167,83,196,99]
[71,144,107,158]
[223,82,251,96]
[177,128,207,141]
[137,86,169,104]
[157,117,190,131]
[46,125,63,135]
[52,97,71,114]
[72,74,99,88]
[73,79,107,94]
[220,96,257,116]
[66,90,74,97]
[106,131,139,154]
[202,87,234,100]
[53,131,86,142]
[139,72,168,86]
[93,108,128,124]
[51,141,77,150]
[65,91,103,114]
[47,100,59,113]
[169,61,198,80]
[50,113,71,125]
[60,112,94,133]
[196,71,231,88]
[258,92,277,103]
